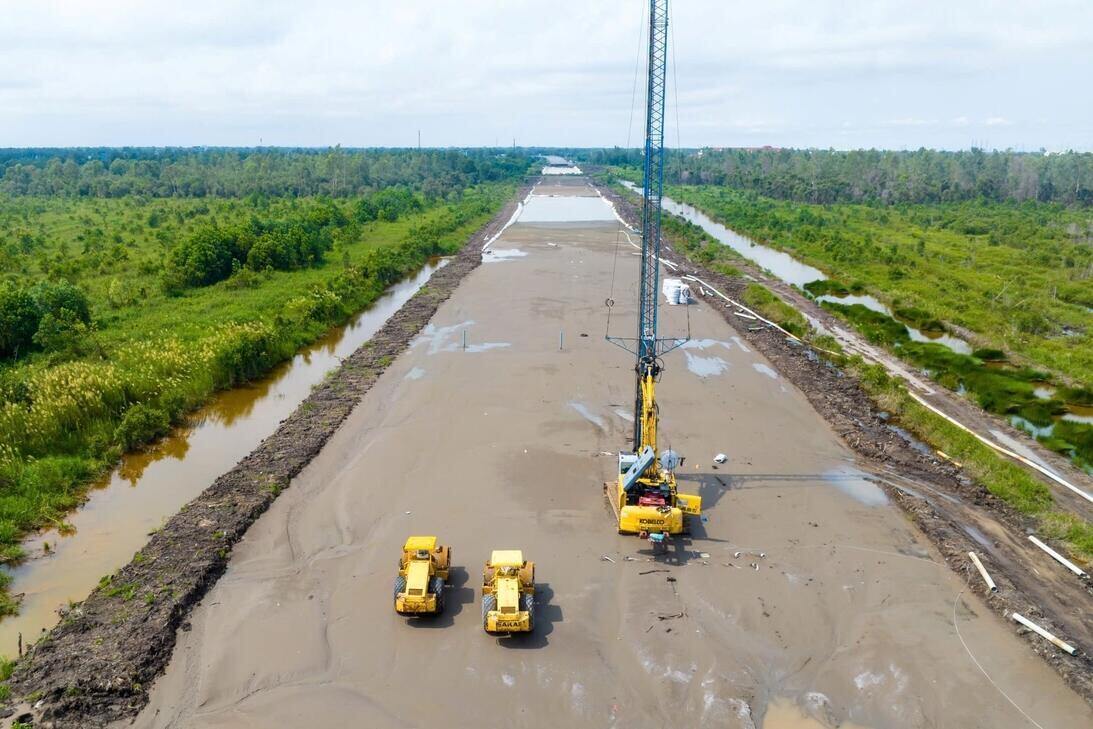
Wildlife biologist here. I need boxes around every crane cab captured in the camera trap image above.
[611,450,701,536]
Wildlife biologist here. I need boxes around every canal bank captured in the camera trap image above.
[0,260,446,658]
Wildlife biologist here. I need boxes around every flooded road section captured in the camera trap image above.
[620,181,974,355]
[0,261,446,657]
[131,177,1090,728]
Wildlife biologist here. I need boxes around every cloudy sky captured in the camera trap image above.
[2,0,1091,150]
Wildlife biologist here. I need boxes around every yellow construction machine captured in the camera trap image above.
[481,550,535,634]
[394,536,451,616]
[604,0,700,543]
[607,367,701,539]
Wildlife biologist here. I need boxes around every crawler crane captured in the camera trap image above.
[606,0,701,538]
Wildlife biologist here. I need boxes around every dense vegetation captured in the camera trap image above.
[0,149,530,612]
[0,147,529,199]
[582,148,1093,206]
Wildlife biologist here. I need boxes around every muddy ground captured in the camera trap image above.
[105,179,1092,727]
[1,187,530,728]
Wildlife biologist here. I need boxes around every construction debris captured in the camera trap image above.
[968,552,997,592]
[1028,535,1088,578]
[1012,612,1077,655]
[600,555,616,563]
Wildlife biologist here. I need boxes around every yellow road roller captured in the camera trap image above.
[482,550,535,634]
[394,536,451,616]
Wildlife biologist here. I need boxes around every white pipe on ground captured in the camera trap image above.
[682,274,843,357]
[1027,535,1088,578]
[908,392,1093,506]
[968,551,997,591]
[1011,612,1078,655]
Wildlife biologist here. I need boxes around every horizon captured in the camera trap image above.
[3,145,1091,155]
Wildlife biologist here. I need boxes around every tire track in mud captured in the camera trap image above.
[597,182,1093,708]
[1,184,533,729]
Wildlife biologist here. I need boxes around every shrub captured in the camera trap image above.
[32,308,97,358]
[31,280,91,323]
[164,224,240,288]
[115,404,171,449]
[0,284,39,358]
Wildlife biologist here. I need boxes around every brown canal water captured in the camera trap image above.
[0,259,447,658]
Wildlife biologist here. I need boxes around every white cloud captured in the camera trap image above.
[0,0,1091,149]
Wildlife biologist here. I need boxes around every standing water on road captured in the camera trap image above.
[0,260,447,657]
[620,181,973,354]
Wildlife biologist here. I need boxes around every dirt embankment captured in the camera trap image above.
[1,183,532,729]
[599,183,1093,706]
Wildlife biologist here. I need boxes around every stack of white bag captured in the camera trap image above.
[661,277,692,305]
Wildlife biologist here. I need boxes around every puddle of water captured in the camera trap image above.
[1062,406,1093,425]
[815,294,888,315]
[482,248,528,263]
[413,321,511,355]
[541,166,582,175]
[752,363,779,380]
[679,340,733,378]
[814,295,973,355]
[685,354,730,377]
[0,260,447,657]
[518,194,618,223]
[886,425,933,457]
[763,698,873,729]
[822,469,889,507]
[906,327,974,355]
[962,523,992,549]
[405,367,426,381]
[568,402,607,431]
[1033,385,1055,400]
[1009,415,1055,439]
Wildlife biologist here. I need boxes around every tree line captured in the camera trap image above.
[0,148,532,199]
[580,147,1093,206]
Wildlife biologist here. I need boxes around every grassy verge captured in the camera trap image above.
[0,183,515,606]
[741,284,808,337]
[749,282,1093,563]
[819,299,1092,470]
